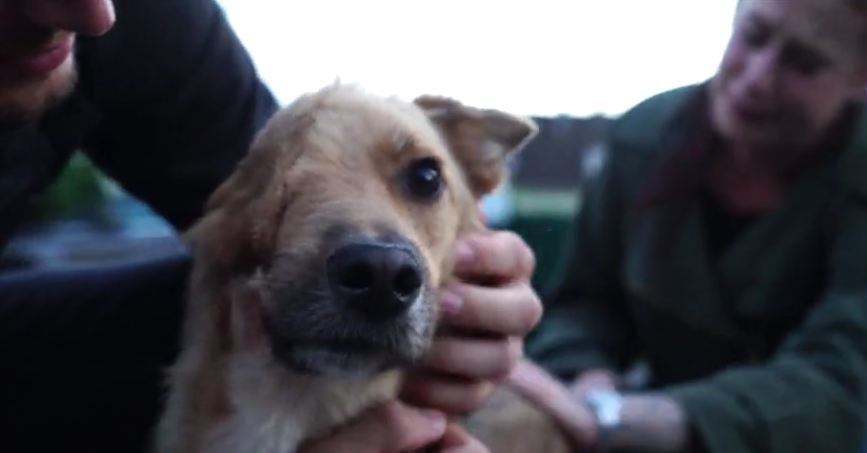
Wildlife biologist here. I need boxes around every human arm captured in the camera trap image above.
[79,0,278,230]
[518,196,867,453]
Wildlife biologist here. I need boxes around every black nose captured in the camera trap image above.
[327,243,423,320]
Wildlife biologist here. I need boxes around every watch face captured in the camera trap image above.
[585,390,623,428]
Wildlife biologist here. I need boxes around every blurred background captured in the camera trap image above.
[217,0,736,118]
[2,1,737,297]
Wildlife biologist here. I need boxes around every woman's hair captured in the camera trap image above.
[850,1,867,56]
[833,0,867,55]
[635,88,715,211]
[735,0,867,55]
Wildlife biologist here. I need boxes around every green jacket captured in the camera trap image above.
[528,85,867,452]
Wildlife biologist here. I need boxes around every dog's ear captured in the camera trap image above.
[186,140,289,276]
[414,95,538,197]
[189,111,314,277]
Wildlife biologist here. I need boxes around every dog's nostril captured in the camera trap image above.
[328,242,424,320]
[339,261,374,292]
[393,265,422,298]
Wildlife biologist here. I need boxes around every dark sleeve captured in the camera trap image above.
[666,196,867,453]
[79,0,278,230]
[527,130,639,379]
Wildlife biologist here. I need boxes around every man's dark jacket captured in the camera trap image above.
[0,0,277,246]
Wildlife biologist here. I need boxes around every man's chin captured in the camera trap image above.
[0,59,77,126]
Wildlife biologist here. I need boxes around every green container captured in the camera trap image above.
[507,187,580,300]
[33,153,112,222]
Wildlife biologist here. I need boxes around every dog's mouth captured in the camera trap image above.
[261,235,438,376]
[261,283,437,377]
[269,332,426,377]
[262,283,437,376]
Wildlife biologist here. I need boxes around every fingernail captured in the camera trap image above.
[439,288,464,315]
[419,409,446,429]
[454,240,475,271]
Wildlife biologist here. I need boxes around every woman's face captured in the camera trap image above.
[710,0,867,152]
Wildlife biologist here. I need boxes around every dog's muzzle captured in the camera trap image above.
[263,237,435,376]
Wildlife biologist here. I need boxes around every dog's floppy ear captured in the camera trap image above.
[189,111,314,276]
[186,140,289,276]
[414,95,538,197]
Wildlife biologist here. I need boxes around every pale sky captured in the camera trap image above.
[217,1,738,117]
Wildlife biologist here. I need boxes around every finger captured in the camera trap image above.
[300,401,446,453]
[401,372,496,415]
[440,423,489,453]
[423,335,522,381]
[453,231,535,281]
[476,205,487,225]
[506,360,597,447]
[570,369,619,396]
[439,282,542,336]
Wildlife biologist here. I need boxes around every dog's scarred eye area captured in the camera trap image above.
[404,157,443,201]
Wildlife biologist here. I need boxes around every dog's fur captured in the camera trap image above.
[154,85,537,453]
[464,386,572,453]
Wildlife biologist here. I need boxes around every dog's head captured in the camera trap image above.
[189,85,536,376]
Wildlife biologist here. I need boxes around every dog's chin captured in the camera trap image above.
[262,279,438,377]
[270,340,421,377]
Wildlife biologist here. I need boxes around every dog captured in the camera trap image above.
[154,85,537,453]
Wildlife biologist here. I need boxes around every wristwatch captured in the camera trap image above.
[583,389,623,451]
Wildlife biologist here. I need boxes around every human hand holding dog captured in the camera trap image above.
[401,230,543,414]
[299,400,488,453]
[508,360,692,452]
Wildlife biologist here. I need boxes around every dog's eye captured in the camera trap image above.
[405,158,442,201]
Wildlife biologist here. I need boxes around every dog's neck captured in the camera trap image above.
[209,349,402,453]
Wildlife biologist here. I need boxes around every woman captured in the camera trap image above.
[520,0,867,451]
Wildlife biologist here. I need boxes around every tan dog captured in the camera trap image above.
[154,85,537,453]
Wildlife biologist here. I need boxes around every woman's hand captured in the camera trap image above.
[508,361,692,452]
[506,360,599,449]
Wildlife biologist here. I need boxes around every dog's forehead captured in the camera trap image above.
[277,86,449,163]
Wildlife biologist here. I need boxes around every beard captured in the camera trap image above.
[0,57,77,127]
